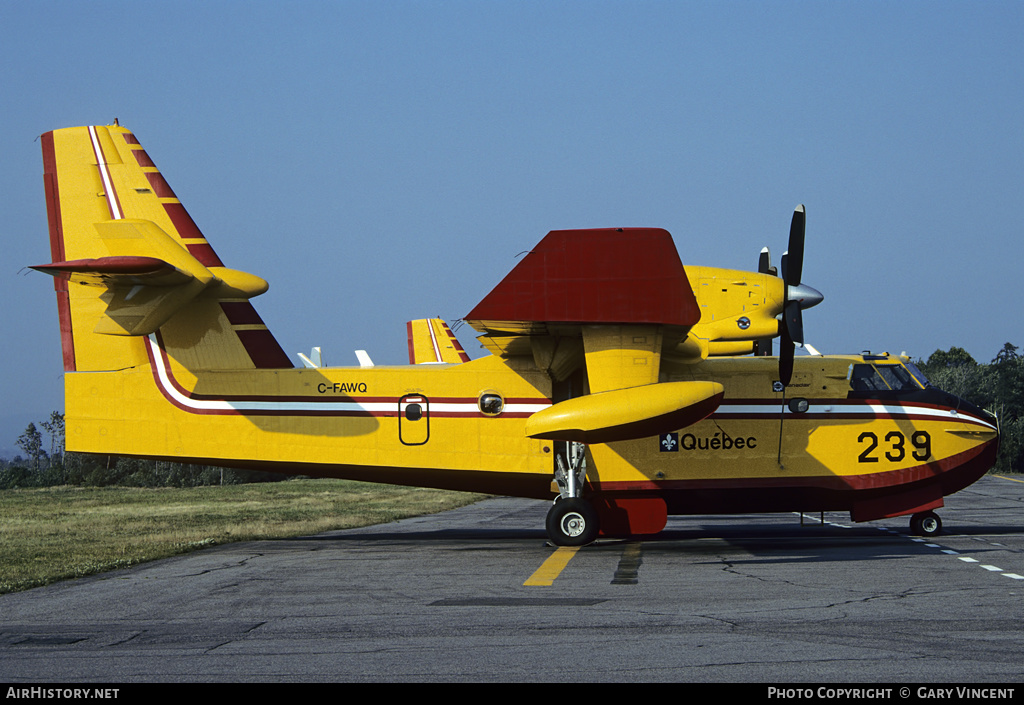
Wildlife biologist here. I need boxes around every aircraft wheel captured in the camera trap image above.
[546,498,599,546]
[910,511,942,537]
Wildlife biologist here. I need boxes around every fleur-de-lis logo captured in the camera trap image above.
[661,433,678,452]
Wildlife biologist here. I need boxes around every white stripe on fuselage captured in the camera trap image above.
[145,334,548,416]
[713,401,996,431]
[145,333,992,427]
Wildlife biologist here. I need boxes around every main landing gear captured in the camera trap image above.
[546,442,600,546]
[546,497,600,546]
[910,510,942,537]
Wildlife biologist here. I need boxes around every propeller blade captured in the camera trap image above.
[779,328,795,387]
[784,300,804,345]
[776,205,809,386]
[758,247,773,275]
[786,205,805,286]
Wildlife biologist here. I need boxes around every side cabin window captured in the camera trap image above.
[850,364,921,392]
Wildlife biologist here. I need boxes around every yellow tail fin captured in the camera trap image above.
[406,318,470,364]
[35,125,292,372]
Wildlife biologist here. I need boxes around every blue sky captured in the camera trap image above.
[1,1,1022,453]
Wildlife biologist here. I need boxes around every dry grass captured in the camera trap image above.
[0,479,483,594]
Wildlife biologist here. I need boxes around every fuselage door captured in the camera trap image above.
[399,394,430,446]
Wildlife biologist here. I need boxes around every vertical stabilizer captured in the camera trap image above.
[406,318,470,364]
[35,125,292,373]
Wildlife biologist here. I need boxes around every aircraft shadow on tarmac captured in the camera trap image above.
[265,516,1022,567]
[285,527,549,542]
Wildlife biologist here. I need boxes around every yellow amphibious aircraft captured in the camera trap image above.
[33,124,1000,545]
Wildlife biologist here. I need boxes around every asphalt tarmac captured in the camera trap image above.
[1,475,1022,683]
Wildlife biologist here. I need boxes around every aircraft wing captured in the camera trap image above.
[466,228,698,333]
[465,227,700,381]
[466,228,722,441]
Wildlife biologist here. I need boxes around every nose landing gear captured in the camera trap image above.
[910,510,942,536]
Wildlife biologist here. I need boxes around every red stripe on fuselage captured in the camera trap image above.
[711,398,996,431]
[144,333,547,417]
[591,441,995,496]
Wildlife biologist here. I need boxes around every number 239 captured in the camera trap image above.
[857,431,931,463]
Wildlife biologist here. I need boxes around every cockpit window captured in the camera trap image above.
[876,365,921,391]
[850,363,923,392]
[903,360,932,388]
[851,364,888,391]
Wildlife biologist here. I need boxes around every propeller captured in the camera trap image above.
[762,205,823,386]
[753,248,777,357]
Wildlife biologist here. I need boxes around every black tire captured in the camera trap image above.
[910,511,942,537]
[546,498,600,546]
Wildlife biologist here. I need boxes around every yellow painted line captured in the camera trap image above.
[993,474,1024,484]
[524,546,581,586]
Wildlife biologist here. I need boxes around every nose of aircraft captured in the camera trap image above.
[787,283,824,310]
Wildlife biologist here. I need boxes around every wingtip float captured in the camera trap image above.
[33,124,998,546]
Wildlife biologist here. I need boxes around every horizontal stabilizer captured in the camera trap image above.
[32,218,268,337]
[30,256,191,285]
[525,381,724,444]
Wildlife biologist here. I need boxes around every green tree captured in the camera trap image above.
[39,411,65,468]
[918,344,1024,473]
[992,342,1020,365]
[15,423,46,471]
[924,346,977,370]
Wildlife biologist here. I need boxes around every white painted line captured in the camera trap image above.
[89,126,122,220]
[899,530,1021,581]
[428,320,442,362]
